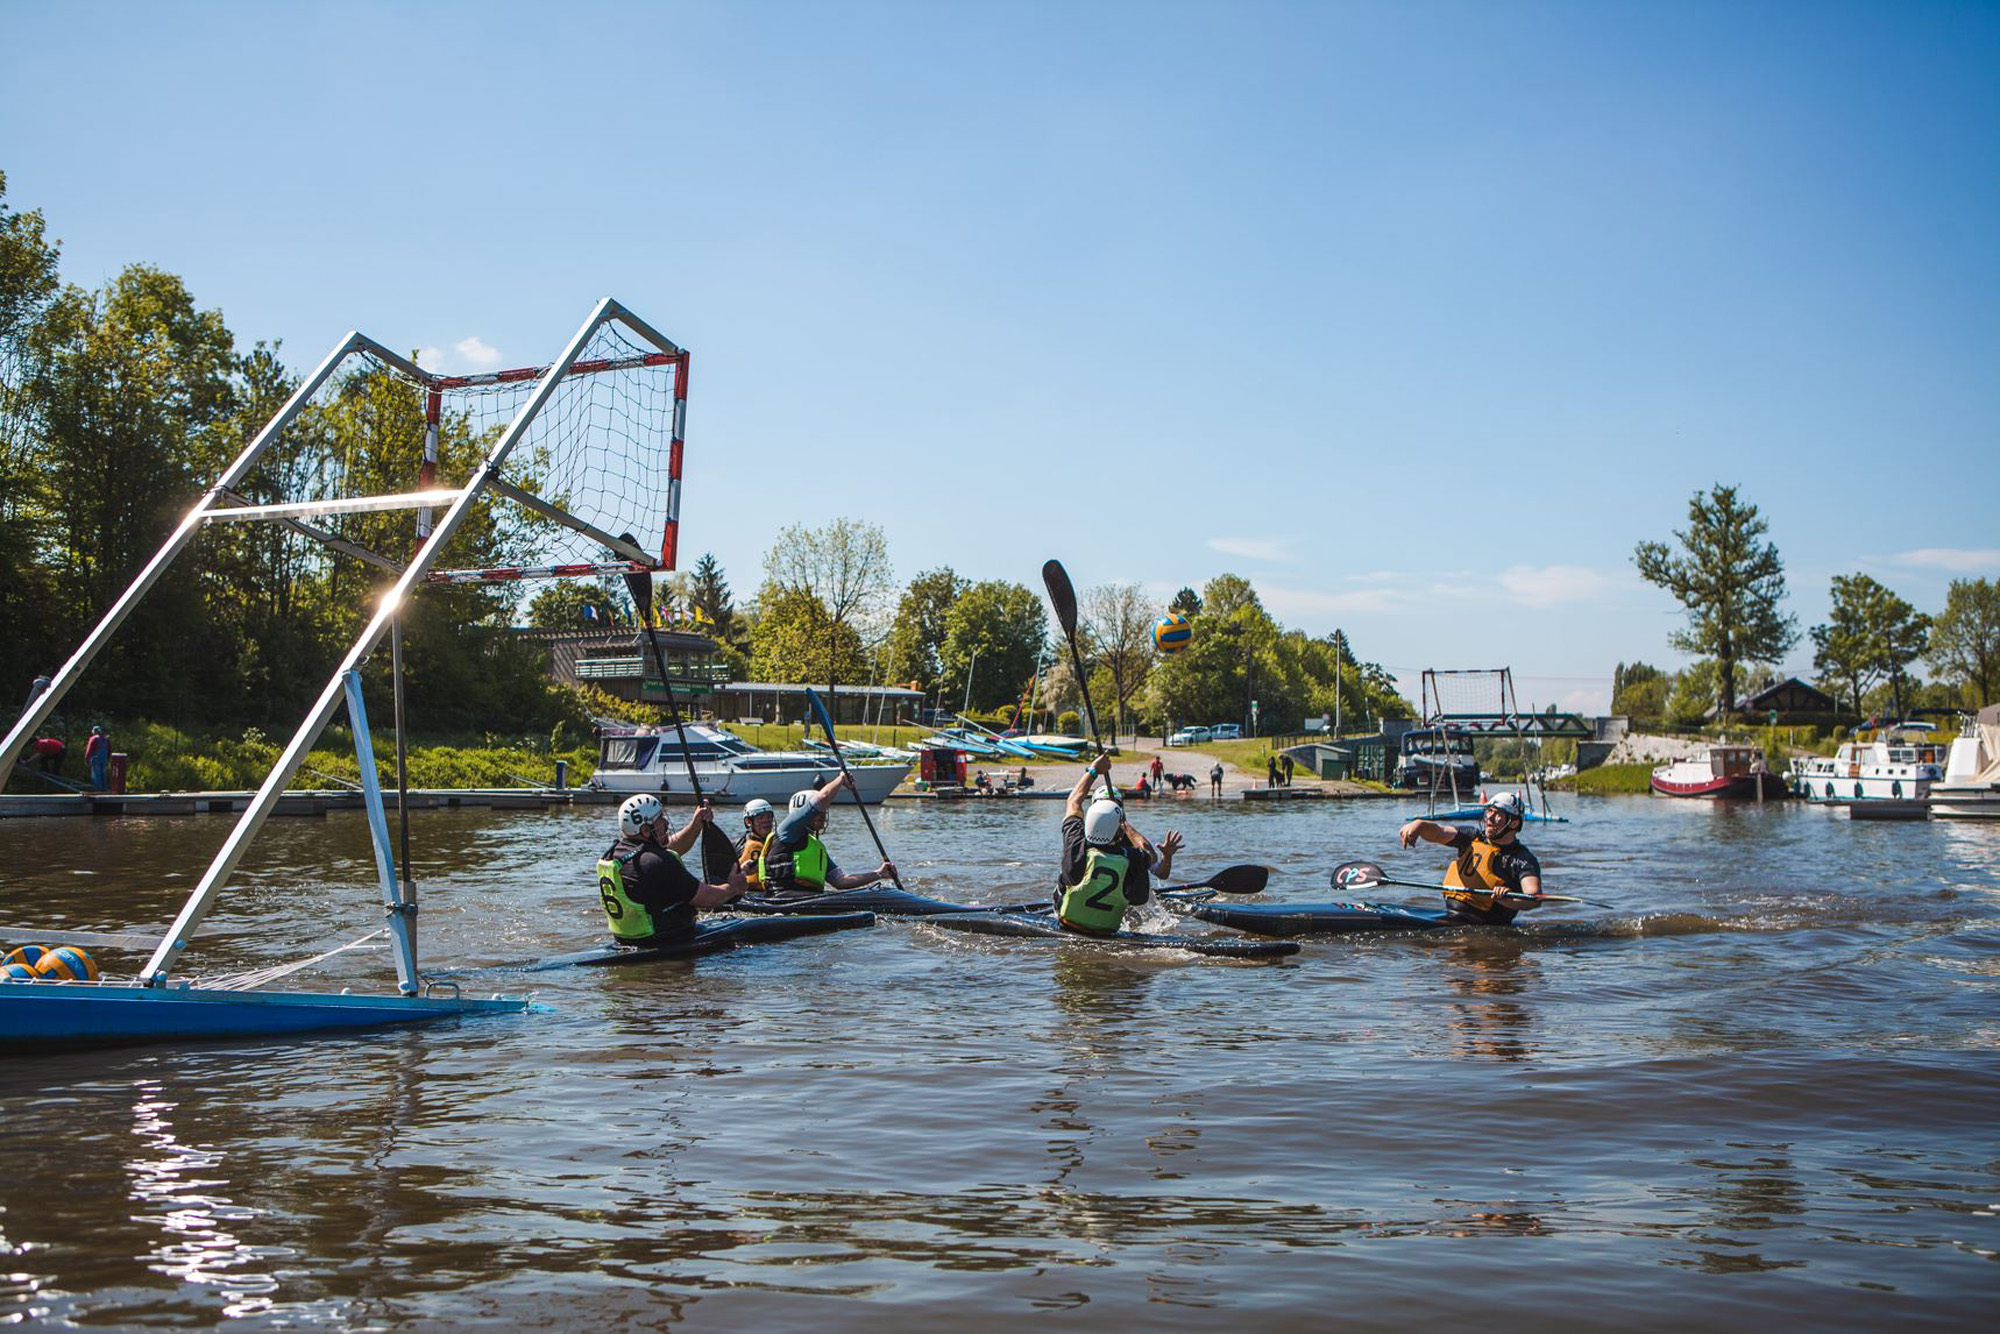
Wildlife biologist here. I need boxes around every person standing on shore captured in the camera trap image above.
[1148,754,1164,791]
[1210,761,1223,797]
[84,726,109,791]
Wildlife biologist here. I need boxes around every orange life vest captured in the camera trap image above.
[1442,838,1510,902]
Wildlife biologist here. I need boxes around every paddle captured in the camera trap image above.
[978,863,1269,913]
[1041,559,1115,800]
[620,546,736,883]
[1330,860,1607,908]
[804,687,907,894]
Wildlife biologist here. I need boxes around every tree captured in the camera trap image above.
[761,518,892,640]
[1634,484,1798,716]
[881,567,960,694]
[686,552,737,641]
[1168,587,1201,617]
[0,172,66,697]
[1081,582,1153,734]
[939,580,1047,713]
[1811,573,1930,716]
[1611,661,1670,724]
[1926,577,2000,707]
[748,584,868,685]
[526,581,602,629]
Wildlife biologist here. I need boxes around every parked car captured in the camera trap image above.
[1167,726,1213,747]
[1210,723,1243,741]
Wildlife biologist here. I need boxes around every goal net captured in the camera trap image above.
[211,305,686,592]
[1420,668,1521,726]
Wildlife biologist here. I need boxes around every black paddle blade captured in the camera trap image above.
[617,533,653,622]
[1202,864,1271,895]
[1331,860,1386,891]
[1041,559,1079,636]
[699,821,737,885]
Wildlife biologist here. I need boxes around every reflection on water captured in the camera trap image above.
[1,797,1997,1326]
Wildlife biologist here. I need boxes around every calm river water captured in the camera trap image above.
[1,794,1996,1329]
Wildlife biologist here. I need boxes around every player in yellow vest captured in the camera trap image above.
[758,773,897,894]
[735,797,777,891]
[597,794,749,945]
[1397,791,1545,925]
[1054,753,1182,934]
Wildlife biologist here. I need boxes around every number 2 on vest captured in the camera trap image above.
[1082,867,1120,913]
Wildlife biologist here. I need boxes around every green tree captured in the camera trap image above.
[526,581,602,629]
[749,584,868,685]
[1925,577,2000,707]
[1611,661,1670,725]
[1081,581,1153,733]
[1634,484,1798,716]
[0,171,66,697]
[1811,573,1930,716]
[686,552,737,641]
[940,580,1047,713]
[881,567,960,693]
[1168,586,1201,617]
[761,517,892,639]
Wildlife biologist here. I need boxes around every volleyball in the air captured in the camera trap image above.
[4,945,48,970]
[1153,613,1192,654]
[1,962,38,982]
[34,946,98,982]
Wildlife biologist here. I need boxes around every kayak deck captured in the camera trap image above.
[1178,899,1453,937]
[733,886,976,917]
[452,912,878,973]
[922,911,1299,959]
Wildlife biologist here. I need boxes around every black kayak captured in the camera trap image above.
[922,911,1299,960]
[451,913,878,973]
[1176,899,1453,938]
[734,886,981,917]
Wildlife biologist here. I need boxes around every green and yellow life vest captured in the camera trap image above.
[1057,845,1132,934]
[597,844,683,942]
[759,833,830,893]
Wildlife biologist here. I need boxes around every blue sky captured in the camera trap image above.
[5,0,1996,714]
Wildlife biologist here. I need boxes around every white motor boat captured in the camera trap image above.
[1788,722,1944,803]
[589,723,911,804]
[1930,706,2000,819]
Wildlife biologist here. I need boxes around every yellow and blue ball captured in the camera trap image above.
[1,962,38,982]
[34,946,98,982]
[3,945,48,970]
[1153,613,1192,654]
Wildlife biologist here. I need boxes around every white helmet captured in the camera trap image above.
[1083,797,1123,846]
[789,789,817,813]
[743,798,775,821]
[619,793,664,838]
[1486,791,1526,826]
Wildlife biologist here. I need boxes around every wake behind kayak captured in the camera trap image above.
[922,911,1299,960]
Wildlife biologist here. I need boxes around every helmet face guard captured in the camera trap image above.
[1484,793,1526,835]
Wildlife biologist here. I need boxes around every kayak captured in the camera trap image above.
[454,912,878,973]
[921,910,1300,960]
[734,886,981,917]
[1175,899,1453,937]
[1429,806,1569,824]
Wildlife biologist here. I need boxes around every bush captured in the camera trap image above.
[1056,710,1081,735]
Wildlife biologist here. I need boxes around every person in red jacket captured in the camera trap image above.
[84,726,110,791]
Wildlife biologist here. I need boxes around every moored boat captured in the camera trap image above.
[1929,706,2000,819]
[1787,722,1943,804]
[1650,745,1786,799]
[590,722,911,804]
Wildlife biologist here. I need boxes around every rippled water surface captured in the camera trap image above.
[2,795,1996,1328]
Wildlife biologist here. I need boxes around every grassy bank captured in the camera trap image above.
[1559,763,1654,796]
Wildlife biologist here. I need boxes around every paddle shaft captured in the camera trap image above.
[621,559,734,880]
[1357,874,1592,906]
[1041,560,1112,798]
[805,691,907,894]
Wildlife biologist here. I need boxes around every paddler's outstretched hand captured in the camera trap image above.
[1091,752,1113,777]
[875,861,898,884]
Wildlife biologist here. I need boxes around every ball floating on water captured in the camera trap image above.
[34,946,98,982]
[1,962,37,982]
[4,945,48,970]
[1153,613,1192,654]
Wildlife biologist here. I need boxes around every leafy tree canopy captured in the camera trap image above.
[1925,577,2000,708]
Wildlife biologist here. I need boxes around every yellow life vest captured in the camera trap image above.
[1057,846,1132,934]
[597,844,683,942]
[759,833,830,892]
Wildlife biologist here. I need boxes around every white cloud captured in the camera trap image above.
[1892,548,2000,574]
[414,345,444,367]
[1206,536,1296,563]
[1260,585,1412,619]
[1495,564,1615,609]
[455,335,502,367]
